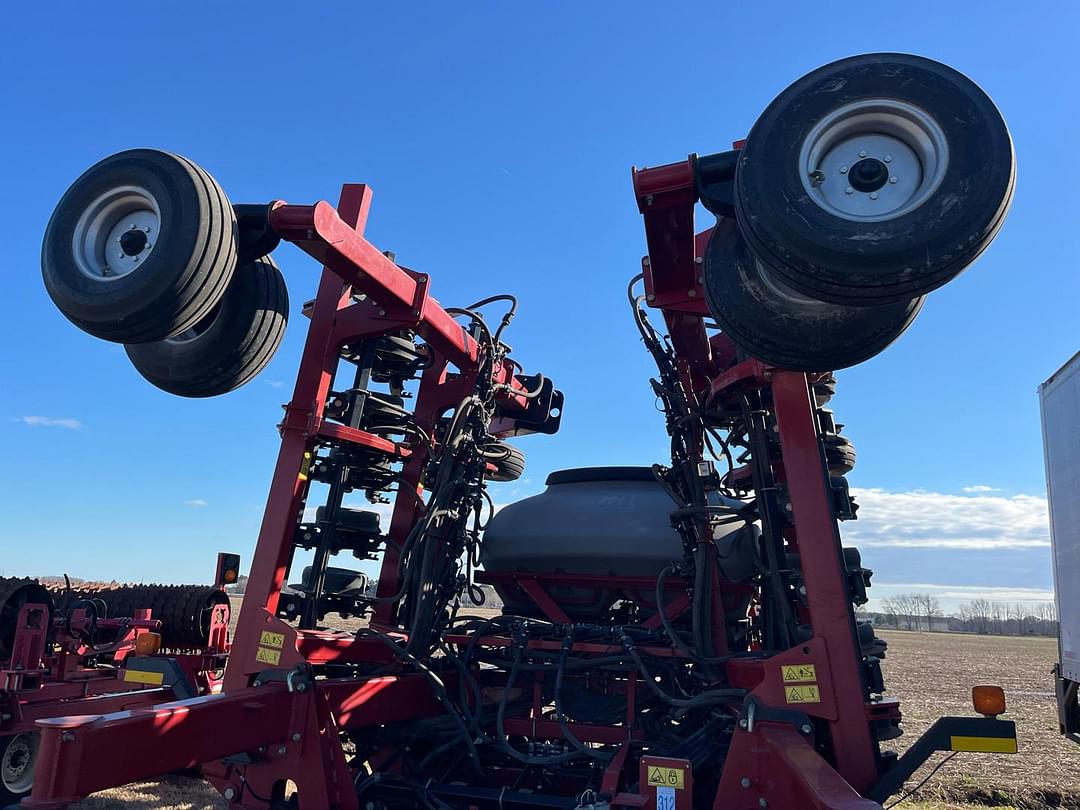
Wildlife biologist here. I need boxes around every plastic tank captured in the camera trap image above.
[480,467,752,618]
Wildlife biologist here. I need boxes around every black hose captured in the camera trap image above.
[358,629,482,774]
[554,635,612,762]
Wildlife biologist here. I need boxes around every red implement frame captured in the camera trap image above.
[633,157,884,808]
[23,184,549,809]
[25,167,896,809]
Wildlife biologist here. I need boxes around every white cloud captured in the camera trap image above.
[266,380,285,388]
[871,581,1055,602]
[15,416,82,430]
[962,484,1001,493]
[845,488,1049,550]
[184,499,209,507]
[867,581,1055,614]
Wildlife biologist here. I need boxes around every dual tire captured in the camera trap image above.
[42,149,287,396]
[704,53,1015,371]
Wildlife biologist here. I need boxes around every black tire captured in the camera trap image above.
[124,256,288,397]
[486,442,525,482]
[734,53,1015,305]
[703,218,923,371]
[299,566,367,595]
[42,149,238,343]
[813,373,837,407]
[372,334,423,381]
[0,733,38,805]
[823,434,857,475]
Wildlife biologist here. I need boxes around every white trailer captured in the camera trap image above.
[1040,351,1080,744]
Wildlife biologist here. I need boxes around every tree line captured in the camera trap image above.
[871,593,1058,636]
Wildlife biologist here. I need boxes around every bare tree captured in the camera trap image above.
[880,598,901,628]
[990,601,1005,635]
[915,594,942,632]
[890,594,919,630]
[969,599,992,634]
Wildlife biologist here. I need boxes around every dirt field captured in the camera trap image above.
[65,629,1076,809]
[876,630,1078,808]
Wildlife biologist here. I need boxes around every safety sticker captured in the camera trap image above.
[255,646,282,665]
[123,669,165,686]
[656,786,676,810]
[298,452,312,482]
[260,630,286,649]
[781,664,817,683]
[647,766,685,790]
[785,684,821,704]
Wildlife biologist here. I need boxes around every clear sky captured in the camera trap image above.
[1,3,1077,614]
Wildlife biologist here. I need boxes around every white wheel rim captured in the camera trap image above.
[798,99,949,222]
[2,733,37,795]
[71,185,161,281]
[752,254,831,310]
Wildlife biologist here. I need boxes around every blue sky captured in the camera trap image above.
[1,3,1076,613]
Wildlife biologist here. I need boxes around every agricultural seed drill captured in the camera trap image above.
[0,557,237,804]
[23,54,1017,809]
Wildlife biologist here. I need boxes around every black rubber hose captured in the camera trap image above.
[554,636,612,761]
[358,629,482,774]
[617,631,744,710]
[494,644,597,765]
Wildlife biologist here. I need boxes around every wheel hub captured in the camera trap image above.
[847,158,889,193]
[119,227,148,256]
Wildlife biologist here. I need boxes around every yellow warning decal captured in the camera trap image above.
[123,669,165,686]
[781,664,817,683]
[298,452,312,482]
[259,631,286,649]
[950,735,1017,754]
[785,684,821,704]
[646,766,685,790]
[255,646,282,665]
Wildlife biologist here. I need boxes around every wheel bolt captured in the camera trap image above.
[839,165,848,174]
[858,150,867,158]
[870,193,879,200]
[889,177,898,184]
[845,187,854,195]
[884,155,893,163]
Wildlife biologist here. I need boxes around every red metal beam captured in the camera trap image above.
[24,686,296,808]
[771,371,880,790]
